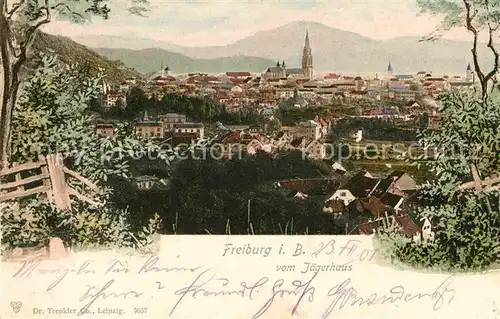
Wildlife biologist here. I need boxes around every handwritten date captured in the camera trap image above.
[293,239,377,262]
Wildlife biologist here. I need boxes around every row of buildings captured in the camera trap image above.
[102,65,470,114]
[96,112,205,141]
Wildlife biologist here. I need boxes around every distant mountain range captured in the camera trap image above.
[32,32,140,83]
[91,48,273,74]
[73,21,497,75]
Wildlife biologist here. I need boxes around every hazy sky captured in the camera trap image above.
[42,0,473,46]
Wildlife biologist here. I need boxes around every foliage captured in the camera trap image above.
[12,54,173,186]
[416,91,500,198]
[417,0,500,99]
[377,91,500,271]
[29,32,140,85]
[329,118,417,142]
[4,54,166,250]
[417,0,500,36]
[1,198,161,250]
[100,90,263,125]
[278,105,332,125]
[112,150,343,235]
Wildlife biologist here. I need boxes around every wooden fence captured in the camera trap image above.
[0,154,101,210]
[459,163,500,192]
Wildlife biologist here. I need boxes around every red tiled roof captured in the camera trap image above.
[396,214,421,236]
[220,131,242,143]
[324,73,342,79]
[325,199,345,213]
[359,214,421,236]
[226,72,251,77]
[155,75,176,81]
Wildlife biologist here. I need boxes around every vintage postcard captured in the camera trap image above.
[1,0,499,318]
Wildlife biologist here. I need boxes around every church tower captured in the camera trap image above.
[466,63,474,82]
[387,62,393,76]
[302,31,313,79]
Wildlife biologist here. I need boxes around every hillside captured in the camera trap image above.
[73,21,497,74]
[91,48,274,74]
[30,32,141,84]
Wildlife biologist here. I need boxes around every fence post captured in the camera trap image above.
[12,162,25,193]
[39,155,53,202]
[46,154,71,210]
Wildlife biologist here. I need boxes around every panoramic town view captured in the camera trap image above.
[0,0,498,271]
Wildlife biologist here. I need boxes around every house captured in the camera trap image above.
[226,72,251,79]
[119,82,130,92]
[379,193,406,213]
[104,93,125,108]
[389,88,417,100]
[154,75,177,86]
[247,138,272,154]
[428,114,443,130]
[261,108,275,119]
[449,82,474,91]
[324,73,342,81]
[174,123,205,139]
[277,88,295,99]
[135,121,164,139]
[371,171,417,198]
[133,175,159,190]
[125,77,137,85]
[331,162,347,175]
[96,123,114,138]
[331,162,346,171]
[359,214,422,239]
[159,113,187,132]
[314,116,331,137]
[304,139,327,159]
[231,85,243,94]
[348,196,392,219]
[326,189,356,206]
[290,120,321,140]
[339,171,380,198]
[273,131,292,150]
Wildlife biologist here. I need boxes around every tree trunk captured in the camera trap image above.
[0,80,17,171]
[0,6,20,171]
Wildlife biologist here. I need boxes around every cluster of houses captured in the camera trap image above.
[98,61,471,128]
[277,166,434,242]
[97,112,205,143]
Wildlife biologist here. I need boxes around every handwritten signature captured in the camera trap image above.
[322,275,456,318]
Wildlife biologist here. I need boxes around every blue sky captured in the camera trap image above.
[42,0,472,46]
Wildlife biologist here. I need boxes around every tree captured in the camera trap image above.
[417,0,500,100]
[125,86,148,119]
[0,0,149,170]
[377,91,500,271]
[4,54,164,249]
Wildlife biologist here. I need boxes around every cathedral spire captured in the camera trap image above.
[302,30,313,79]
[303,30,311,55]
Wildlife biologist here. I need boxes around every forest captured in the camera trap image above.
[110,150,347,235]
[95,87,264,125]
